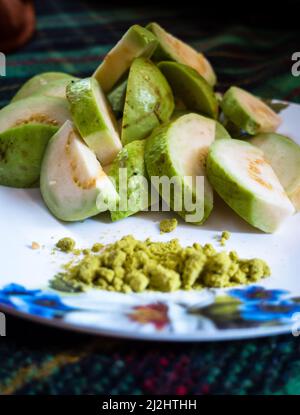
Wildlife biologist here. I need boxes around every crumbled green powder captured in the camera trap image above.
[91,243,104,253]
[220,231,231,246]
[51,235,270,293]
[160,218,178,234]
[56,237,76,253]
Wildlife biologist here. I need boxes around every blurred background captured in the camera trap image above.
[1,0,300,108]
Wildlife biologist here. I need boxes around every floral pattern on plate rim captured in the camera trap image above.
[0,283,300,334]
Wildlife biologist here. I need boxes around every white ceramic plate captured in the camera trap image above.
[0,102,299,342]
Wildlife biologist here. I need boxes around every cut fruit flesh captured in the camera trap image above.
[40,121,119,222]
[11,72,75,102]
[146,22,216,86]
[30,77,79,100]
[171,110,230,140]
[67,78,122,166]
[108,140,149,221]
[0,96,70,133]
[221,86,281,135]
[0,124,57,188]
[145,113,215,224]
[207,139,295,232]
[122,58,174,145]
[93,25,158,93]
[158,61,218,119]
[250,132,300,211]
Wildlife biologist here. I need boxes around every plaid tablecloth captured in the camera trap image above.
[0,0,300,395]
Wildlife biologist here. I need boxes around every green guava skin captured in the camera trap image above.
[11,72,75,102]
[145,113,215,224]
[221,87,259,134]
[66,78,122,166]
[108,140,150,221]
[0,96,70,133]
[40,121,119,222]
[107,78,128,118]
[215,121,231,139]
[158,61,218,119]
[146,22,217,86]
[122,58,174,145]
[250,132,300,211]
[0,124,57,188]
[221,86,281,135]
[207,139,294,233]
[93,25,158,93]
[146,23,175,61]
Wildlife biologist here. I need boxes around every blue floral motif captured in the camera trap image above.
[240,300,300,322]
[190,286,300,329]
[228,286,300,324]
[229,286,289,303]
[0,293,14,308]
[0,283,76,319]
[1,283,40,296]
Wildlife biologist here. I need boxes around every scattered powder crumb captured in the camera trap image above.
[92,243,104,253]
[31,241,40,250]
[56,237,76,253]
[51,234,270,294]
[220,231,231,246]
[160,218,178,234]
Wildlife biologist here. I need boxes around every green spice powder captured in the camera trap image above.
[56,237,76,253]
[160,218,178,234]
[220,231,231,246]
[51,235,270,294]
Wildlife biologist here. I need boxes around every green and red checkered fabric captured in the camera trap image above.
[0,0,300,395]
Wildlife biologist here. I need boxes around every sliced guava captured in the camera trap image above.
[0,96,70,133]
[93,25,158,93]
[171,108,230,140]
[145,113,215,224]
[66,78,122,166]
[108,140,149,221]
[158,61,218,119]
[30,77,79,100]
[221,86,281,135]
[121,58,174,145]
[215,121,231,139]
[207,139,295,232]
[107,78,127,118]
[146,22,216,86]
[11,72,75,102]
[250,132,300,211]
[40,121,119,222]
[0,124,57,188]
[171,111,230,139]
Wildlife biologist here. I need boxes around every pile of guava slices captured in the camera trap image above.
[0,23,299,233]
